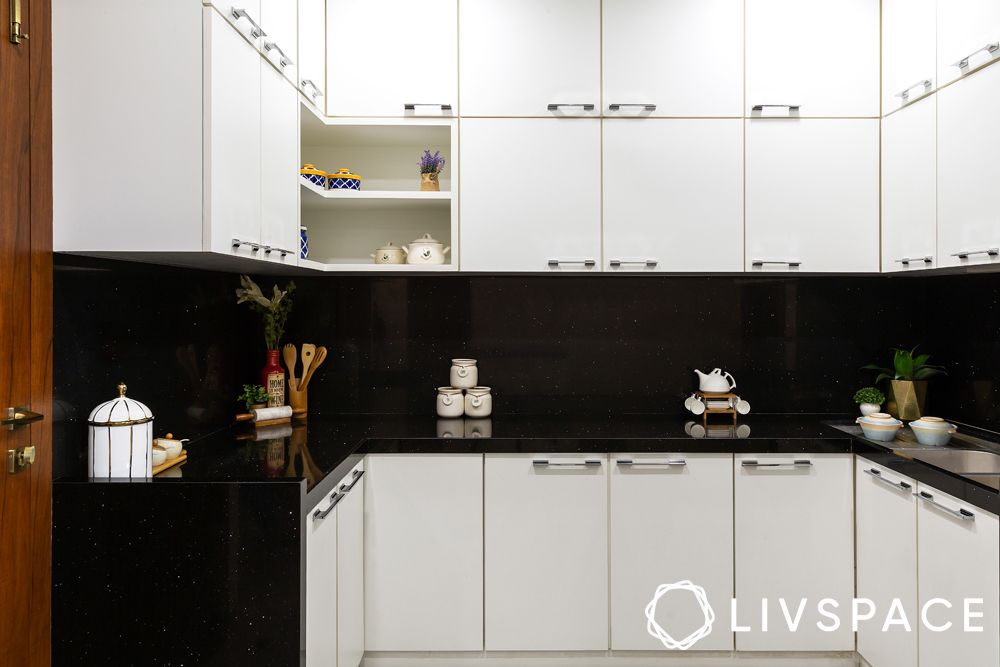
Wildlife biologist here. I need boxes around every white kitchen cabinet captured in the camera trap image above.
[733,453,854,651]
[745,0,879,117]
[602,0,742,117]
[364,455,483,651]
[327,0,457,117]
[603,119,743,272]
[916,483,1000,667]
[937,63,1000,268]
[855,459,918,667]
[460,119,601,272]
[485,454,608,650]
[337,466,365,667]
[882,97,937,272]
[305,488,338,667]
[260,62,301,264]
[207,0,264,46]
[260,0,297,84]
[745,119,879,272]
[610,453,733,650]
[460,0,600,117]
[298,0,326,108]
[882,0,937,113]
[937,0,1000,86]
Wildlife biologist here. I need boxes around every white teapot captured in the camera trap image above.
[404,233,450,265]
[694,368,737,393]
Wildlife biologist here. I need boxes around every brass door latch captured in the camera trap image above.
[9,0,28,44]
[7,446,36,474]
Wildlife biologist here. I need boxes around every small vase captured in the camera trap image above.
[859,402,881,417]
[420,172,440,192]
[887,380,928,420]
[260,349,286,408]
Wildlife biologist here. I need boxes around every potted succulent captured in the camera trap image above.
[862,346,946,420]
[236,275,296,407]
[418,149,446,192]
[852,387,885,417]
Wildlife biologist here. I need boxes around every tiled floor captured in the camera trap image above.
[362,653,871,667]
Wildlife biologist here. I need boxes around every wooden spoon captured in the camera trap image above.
[300,344,316,389]
[282,343,298,387]
[300,346,327,390]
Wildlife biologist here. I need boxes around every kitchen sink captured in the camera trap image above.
[905,449,1000,475]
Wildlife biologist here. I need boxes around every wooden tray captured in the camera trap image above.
[153,450,187,476]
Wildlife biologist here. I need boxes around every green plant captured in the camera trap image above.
[235,275,296,349]
[862,345,946,384]
[237,384,268,410]
[853,387,885,405]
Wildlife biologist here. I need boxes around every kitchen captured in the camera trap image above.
[3,0,1000,666]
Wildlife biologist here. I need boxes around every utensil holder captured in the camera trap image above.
[288,379,308,419]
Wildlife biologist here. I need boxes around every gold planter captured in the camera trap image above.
[887,380,928,420]
[420,172,440,191]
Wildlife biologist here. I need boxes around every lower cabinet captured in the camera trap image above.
[485,453,609,650]
[305,484,340,666]
[337,465,366,667]
[733,453,855,651]
[855,459,918,667]
[916,482,1000,666]
[610,453,734,650]
[364,454,484,651]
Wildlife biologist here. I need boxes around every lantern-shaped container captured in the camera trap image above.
[87,383,154,479]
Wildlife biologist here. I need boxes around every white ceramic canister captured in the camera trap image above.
[87,383,154,479]
[450,358,478,389]
[465,386,493,418]
[436,387,464,418]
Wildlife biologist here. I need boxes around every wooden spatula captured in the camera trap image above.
[300,344,316,389]
[282,344,298,388]
[300,346,327,390]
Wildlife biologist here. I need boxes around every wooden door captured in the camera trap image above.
[0,0,53,663]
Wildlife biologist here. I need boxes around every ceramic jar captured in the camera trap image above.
[327,168,362,190]
[856,412,903,442]
[404,233,450,265]
[450,359,478,389]
[299,164,326,188]
[909,416,958,446]
[371,242,407,265]
[436,387,464,418]
[465,386,492,418]
[87,383,154,479]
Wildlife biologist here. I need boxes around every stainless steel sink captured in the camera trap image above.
[906,449,1000,475]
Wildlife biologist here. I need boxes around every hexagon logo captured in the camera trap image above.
[644,580,716,650]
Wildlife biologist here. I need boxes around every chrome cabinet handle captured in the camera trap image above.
[895,256,933,266]
[751,260,801,268]
[230,7,265,39]
[532,459,602,468]
[609,259,657,268]
[608,103,656,111]
[300,79,324,100]
[864,468,912,492]
[954,42,999,69]
[617,458,686,467]
[895,79,932,101]
[751,104,800,112]
[741,459,812,468]
[232,238,262,253]
[548,259,596,268]
[547,103,596,111]
[917,491,975,521]
[263,246,293,258]
[404,103,453,111]
[952,248,999,259]
[312,491,343,521]
[263,41,294,68]
[339,469,365,494]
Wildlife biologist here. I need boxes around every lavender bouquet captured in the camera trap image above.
[419,149,446,175]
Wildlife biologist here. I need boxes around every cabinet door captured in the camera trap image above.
[207,0,264,47]
[855,459,918,667]
[260,63,300,266]
[205,9,262,259]
[603,119,742,272]
[733,453,854,651]
[461,119,601,271]
[298,0,326,109]
[745,119,879,272]
[882,0,936,113]
[460,0,600,117]
[260,0,297,84]
[917,483,1000,667]
[327,0,457,117]
[937,64,1000,268]
[745,0,879,117]
[882,98,937,272]
[485,454,608,650]
[305,492,338,667]
[938,0,1000,86]
[610,453,733,651]
[337,467,365,667]
[365,454,483,651]
[602,0,742,117]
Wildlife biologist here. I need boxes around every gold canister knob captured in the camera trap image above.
[117,382,127,398]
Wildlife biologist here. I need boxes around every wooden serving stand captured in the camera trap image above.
[697,391,738,424]
[152,450,188,476]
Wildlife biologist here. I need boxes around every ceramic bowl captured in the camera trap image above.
[154,438,182,460]
[909,416,957,446]
[151,447,167,467]
[856,413,903,442]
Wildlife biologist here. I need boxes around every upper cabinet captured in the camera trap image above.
[937,0,1000,86]
[602,0,743,117]
[260,0,298,85]
[745,0,879,117]
[298,0,326,109]
[460,0,600,117]
[882,0,936,113]
[327,0,458,117]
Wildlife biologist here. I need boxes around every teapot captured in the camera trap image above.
[694,368,737,393]
[403,233,450,265]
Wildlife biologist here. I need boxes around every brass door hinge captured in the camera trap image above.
[9,0,28,44]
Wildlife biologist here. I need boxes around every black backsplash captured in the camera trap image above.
[53,255,1000,478]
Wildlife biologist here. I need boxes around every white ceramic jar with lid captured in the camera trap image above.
[465,386,493,418]
[909,416,958,446]
[404,233,451,264]
[436,387,464,418]
[856,412,903,442]
[450,359,478,389]
[371,241,407,264]
[87,383,154,479]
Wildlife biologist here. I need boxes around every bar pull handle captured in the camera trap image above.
[895,256,933,266]
[609,259,658,268]
[617,458,686,467]
[230,7,265,39]
[751,260,802,268]
[312,491,343,521]
[338,469,365,494]
[300,79,324,100]
[751,104,801,112]
[917,491,975,522]
[608,103,656,111]
[9,0,28,43]
[954,42,999,69]
[532,459,602,468]
[547,103,596,111]
[895,79,932,101]
[741,459,812,468]
[864,467,912,492]
[404,103,453,112]
[263,41,294,68]
[263,246,293,258]
[951,248,999,259]
[548,259,596,268]
[232,238,262,253]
